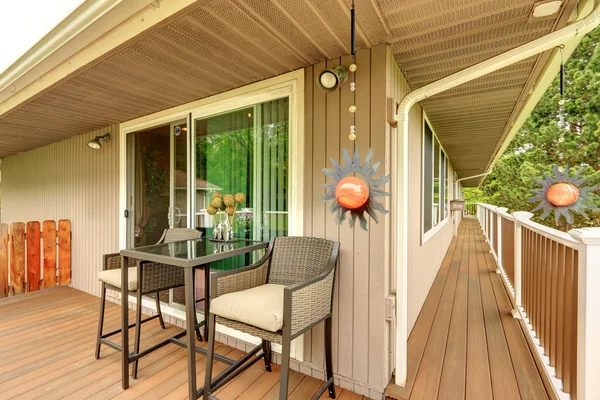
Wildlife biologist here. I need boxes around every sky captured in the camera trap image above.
[0,0,86,75]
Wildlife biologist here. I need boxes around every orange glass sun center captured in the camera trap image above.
[546,183,580,207]
[335,177,369,210]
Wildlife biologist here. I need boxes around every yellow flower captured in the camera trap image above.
[212,192,223,199]
[226,206,236,216]
[206,205,217,215]
[234,192,246,204]
[211,197,224,209]
[223,194,235,207]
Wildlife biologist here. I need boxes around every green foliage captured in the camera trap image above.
[464,27,600,231]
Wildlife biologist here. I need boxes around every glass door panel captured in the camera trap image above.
[131,123,171,247]
[169,97,290,310]
[127,119,190,305]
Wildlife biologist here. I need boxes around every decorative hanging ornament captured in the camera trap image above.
[322,147,391,231]
[528,164,599,225]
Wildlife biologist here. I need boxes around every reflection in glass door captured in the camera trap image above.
[129,120,189,247]
[193,97,289,242]
[127,119,189,305]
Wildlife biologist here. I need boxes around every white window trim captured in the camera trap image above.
[421,112,450,245]
[118,69,305,360]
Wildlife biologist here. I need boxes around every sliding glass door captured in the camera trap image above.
[126,98,290,311]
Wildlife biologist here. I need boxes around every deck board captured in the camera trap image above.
[0,286,367,400]
[385,218,552,400]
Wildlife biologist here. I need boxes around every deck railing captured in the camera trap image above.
[475,203,599,400]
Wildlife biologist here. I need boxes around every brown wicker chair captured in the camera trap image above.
[95,228,202,379]
[203,236,340,400]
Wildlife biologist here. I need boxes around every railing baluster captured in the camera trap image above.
[476,203,600,400]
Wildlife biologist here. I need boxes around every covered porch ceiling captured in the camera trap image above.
[0,0,578,184]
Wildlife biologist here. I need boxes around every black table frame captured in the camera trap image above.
[119,240,268,399]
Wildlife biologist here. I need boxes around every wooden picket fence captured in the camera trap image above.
[0,220,71,298]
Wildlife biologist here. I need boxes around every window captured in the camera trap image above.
[423,119,448,235]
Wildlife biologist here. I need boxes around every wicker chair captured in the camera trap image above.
[95,228,202,379]
[203,236,340,400]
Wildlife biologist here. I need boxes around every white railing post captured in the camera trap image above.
[569,228,600,400]
[497,207,508,267]
[512,212,533,309]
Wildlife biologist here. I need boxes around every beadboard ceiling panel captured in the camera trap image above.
[0,0,577,183]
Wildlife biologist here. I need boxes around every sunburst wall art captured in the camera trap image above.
[528,164,599,225]
[323,147,391,231]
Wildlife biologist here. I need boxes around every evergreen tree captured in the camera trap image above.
[464,27,600,231]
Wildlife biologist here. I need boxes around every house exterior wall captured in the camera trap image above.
[386,47,462,334]
[0,43,445,398]
[1,125,120,297]
[301,44,392,398]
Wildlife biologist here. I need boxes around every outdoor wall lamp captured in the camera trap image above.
[316,66,348,92]
[87,133,110,150]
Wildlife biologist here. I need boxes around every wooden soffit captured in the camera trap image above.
[0,0,578,172]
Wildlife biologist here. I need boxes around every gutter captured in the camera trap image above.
[454,169,493,196]
[393,0,600,386]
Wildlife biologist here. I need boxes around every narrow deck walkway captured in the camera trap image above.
[0,287,364,400]
[387,218,551,400]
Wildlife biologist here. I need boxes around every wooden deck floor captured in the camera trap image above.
[0,287,365,400]
[386,217,551,400]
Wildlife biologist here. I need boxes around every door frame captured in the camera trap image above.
[118,69,305,359]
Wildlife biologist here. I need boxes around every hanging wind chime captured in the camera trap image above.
[322,1,391,231]
[528,48,599,224]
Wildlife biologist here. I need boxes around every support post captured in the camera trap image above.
[497,207,508,267]
[568,227,600,400]
[512,212,533,309]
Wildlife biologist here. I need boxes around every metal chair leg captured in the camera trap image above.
[279,333,291,400]
[203,314,217,400]
[155,291,166,329]
[193,269,203,341]
[261,340,272,372]
[325,316,336,398]
[95,284,107,360]
[131,290,143,379]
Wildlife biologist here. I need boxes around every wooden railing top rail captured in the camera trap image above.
[477,202,578,249]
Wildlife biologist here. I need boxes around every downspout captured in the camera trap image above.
[393,1,600,385]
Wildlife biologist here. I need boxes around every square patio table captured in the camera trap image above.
[119,238,268,399]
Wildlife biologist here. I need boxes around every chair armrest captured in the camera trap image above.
[286,243,339,338]
[211,240,274,298]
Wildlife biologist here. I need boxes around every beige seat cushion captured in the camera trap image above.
[98,267,138,291]
[210,284,285,333]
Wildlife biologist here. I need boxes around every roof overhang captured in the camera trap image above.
[0,0,590,169]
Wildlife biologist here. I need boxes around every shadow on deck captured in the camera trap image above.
[0,287,365,399]
[386,217,552,400]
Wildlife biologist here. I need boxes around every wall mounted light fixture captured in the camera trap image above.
[87,133,111,150]
[316,66,348,92]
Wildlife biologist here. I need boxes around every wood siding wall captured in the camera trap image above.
[301,44,392,397]
[1,125,120,297]
[0,44,459,397]
[386,48,461,333]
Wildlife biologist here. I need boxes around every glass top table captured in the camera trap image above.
[118,237,269,398]
[120,238,269,268]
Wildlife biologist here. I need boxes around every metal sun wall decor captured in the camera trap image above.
[528,164,599,225]
[323,148,391,231]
